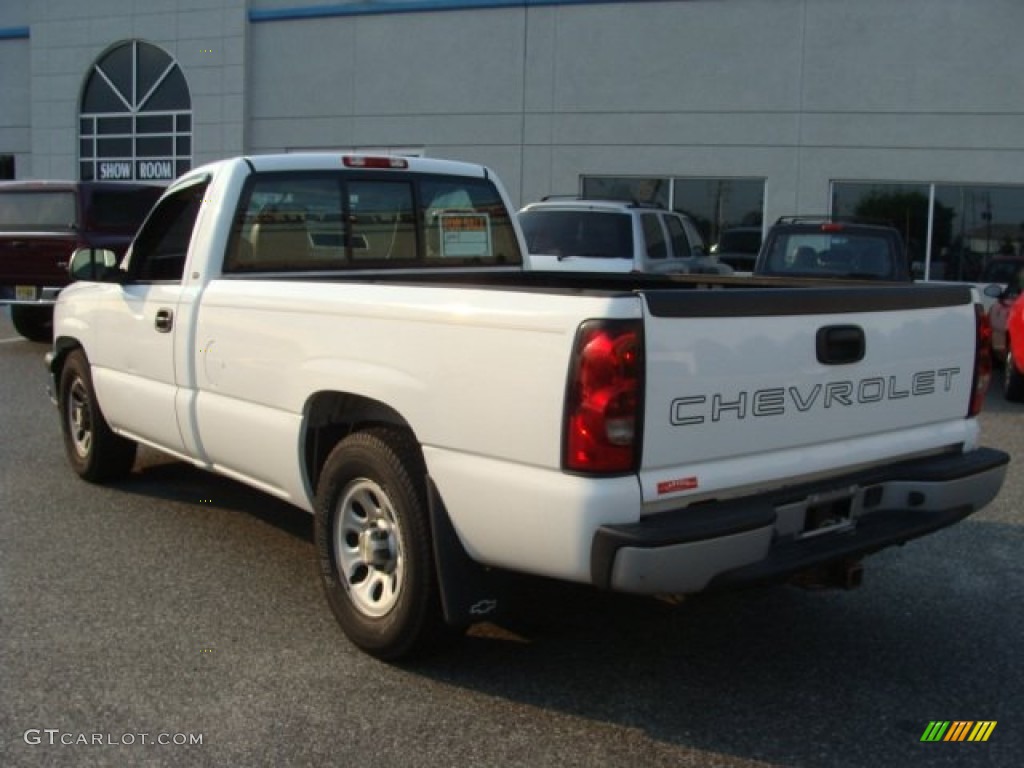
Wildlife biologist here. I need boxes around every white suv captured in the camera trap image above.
[518,198,730,274]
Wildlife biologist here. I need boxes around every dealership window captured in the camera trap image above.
[832,182,1024,280]
[581,176,765,248]
[79,40,192,183]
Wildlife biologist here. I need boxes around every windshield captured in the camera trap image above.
[0,191,77,231]
[519,210,633,259]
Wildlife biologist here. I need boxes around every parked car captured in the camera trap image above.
[927,254,1024,313]
[754,216,910,281]
[977,255,1024,312]
[0,180,163,341]
[978,254,1024,286]
[989,265,1023,368]
[1002,287,1024,401]
[711,225,762,272]
[518,198,731,274]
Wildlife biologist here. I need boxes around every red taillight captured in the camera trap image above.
[564,320,643,473]
[342,155,409,169]
[970,303,992,417]
[821,222,845,232]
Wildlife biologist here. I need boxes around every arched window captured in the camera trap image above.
[79,40,192,183]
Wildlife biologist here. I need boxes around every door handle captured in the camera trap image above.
[155,308,174,333]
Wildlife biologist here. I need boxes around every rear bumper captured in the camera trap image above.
[591,447,1009,594]
[0,285,63,305]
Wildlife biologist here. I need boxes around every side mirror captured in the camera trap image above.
[983,283,1005,299]
[69,247,119,281]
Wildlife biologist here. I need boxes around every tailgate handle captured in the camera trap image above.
[816,325,864,365]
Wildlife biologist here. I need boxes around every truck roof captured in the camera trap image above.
[181,153,492,183]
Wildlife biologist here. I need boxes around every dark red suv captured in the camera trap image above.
[0,180,163,341]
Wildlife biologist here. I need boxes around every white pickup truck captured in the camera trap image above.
[47,153,1009,660]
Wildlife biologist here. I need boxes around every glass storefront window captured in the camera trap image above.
[671,178,764,249]
[831,182,930,273]
[580,177,669,209]
[79,40,191,183]
[832,181,1024,280]
[934,185,1024,281]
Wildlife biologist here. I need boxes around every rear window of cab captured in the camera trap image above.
[224,171,522,272]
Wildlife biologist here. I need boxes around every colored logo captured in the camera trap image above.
[920,721,996,742]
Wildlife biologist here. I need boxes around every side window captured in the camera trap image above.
[129,181,208,281]
[682,218,705,255]
[641,213,667,260]
[664,214,691,258]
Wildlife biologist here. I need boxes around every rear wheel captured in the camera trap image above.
[1005,346,1024,402]
[59,350,137,482]
[314,427,447,660]
[10,305,53,343]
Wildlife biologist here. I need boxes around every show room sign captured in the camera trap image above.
[98,160,175,181]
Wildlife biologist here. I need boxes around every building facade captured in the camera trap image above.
[2,0,1023,274]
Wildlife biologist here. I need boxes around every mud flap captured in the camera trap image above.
[426,477,514,627]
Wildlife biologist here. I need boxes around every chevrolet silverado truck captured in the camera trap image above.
[0,180,162,341]
[47,153,1008,660]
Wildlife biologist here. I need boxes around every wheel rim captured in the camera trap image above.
[67,377,93,459]
[333,478,404,618]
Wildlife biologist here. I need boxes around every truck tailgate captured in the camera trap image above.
[639,284,979,505]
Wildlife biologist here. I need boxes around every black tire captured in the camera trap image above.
[58,350,137,482]
[10,305,53,343]
[314,427,447,660]
[1005,346,1024,402]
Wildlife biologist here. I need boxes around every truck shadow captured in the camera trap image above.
[982,375,1023,414]
[108,448,1018,767]
[402,522,1021,767]
[113,446,314,543]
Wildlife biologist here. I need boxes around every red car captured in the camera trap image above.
[1002,290,1024,401]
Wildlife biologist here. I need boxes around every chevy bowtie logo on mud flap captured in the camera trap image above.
[469,599,498,616]
[670,369,961,426]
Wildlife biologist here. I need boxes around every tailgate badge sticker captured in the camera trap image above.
[657,476,699,495]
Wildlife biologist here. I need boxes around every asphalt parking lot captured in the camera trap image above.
[1,306,1020,768]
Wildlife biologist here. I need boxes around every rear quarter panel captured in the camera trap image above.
[191,279,638,497]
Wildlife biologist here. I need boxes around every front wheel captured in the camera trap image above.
[59,350,137,482]
[314,428,447,660]
[1005,347,1024,402]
